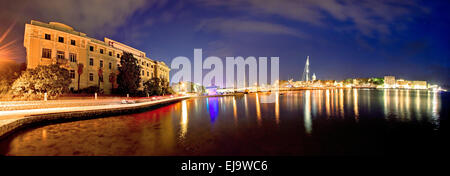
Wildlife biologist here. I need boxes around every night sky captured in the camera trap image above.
[1,0,449,86]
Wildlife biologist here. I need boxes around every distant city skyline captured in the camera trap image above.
[0,0,449,86]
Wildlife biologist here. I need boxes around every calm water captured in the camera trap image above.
[1,89,449,156]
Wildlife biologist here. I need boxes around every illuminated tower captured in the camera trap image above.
[301,56,310,81]
[312,73,316,81]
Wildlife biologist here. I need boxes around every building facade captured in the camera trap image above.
[412,81,427,89]
[384,76,396,88]
[24,20,170,94]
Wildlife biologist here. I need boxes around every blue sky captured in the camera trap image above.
[1,0,449,86]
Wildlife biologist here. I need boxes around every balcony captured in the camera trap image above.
[51,57,69,67]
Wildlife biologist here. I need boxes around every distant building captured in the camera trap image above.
[205,86,218,95]
[396,79,412,88]
[279,80,292,88]
[24,20,170,94]
[353,79,359,85]
[172,81,204,94]
[412,81,427,89]
[384,76,396,88]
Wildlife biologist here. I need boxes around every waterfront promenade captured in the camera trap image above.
[0,95,190,138]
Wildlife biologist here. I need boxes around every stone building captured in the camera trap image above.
[23,20,170,94]
[412,81,427,89]
[384,76,396,88]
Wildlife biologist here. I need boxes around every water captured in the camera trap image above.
[1,89,449,156]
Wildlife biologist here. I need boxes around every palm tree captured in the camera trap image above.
[77,63,84,92]
[98,68,103,89]
[109,72,117,89]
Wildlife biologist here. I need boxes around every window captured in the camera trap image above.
[109,62,112,69]
[100,49,104,54]
[42,48,51,58]
[69,53,77,62]
[117,54,120,58]
[57,51,65,59]
[89,58,94,66]
[45,34,51,40]
[117,64,120,68]
[147,63,149,67]
[58,36,64,43]
[142,70,144,76]
[70,70,75,79]
[90,46,94,51]
[147,71,149,76]
[100,60,103,68]
[71,40,76,46]
[89,73,94,81]
[109,51,112,56]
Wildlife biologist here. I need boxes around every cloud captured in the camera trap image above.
[204,40,235,57]
[0,0,164,36]
[0,0,170,62]
[196,0,427,37]
[196,18,305,38]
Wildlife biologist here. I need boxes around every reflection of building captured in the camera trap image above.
[24,20,170,94]
[384,76,396,88]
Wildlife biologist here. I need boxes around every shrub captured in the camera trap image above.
[78,86,104,94]
[11,64,71,98]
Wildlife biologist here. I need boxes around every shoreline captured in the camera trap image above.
[0,96,190,139]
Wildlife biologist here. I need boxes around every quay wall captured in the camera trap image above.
[0,96,189,139]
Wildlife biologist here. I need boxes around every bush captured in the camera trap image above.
[11,64,71,98]
[78,86,104,94]
[143,77,173,96]
[0,62,25,95]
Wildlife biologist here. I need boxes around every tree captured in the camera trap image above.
[117,52,141,95]
[144,77,162,96]
[11,64,71,97]
[370,78,384,85]
[109,72,117,89]
[77,63,84,92]
[160,78,173,95]
[343,78,353,84]
[144,77,174,96]
[0,61,25,94]
[98,67,103,90]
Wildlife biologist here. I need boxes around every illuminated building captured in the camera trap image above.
[412,81,427,89]
[396,79,412,89]
[384,76,396,88]
[23,20,170,94]
[301,56,310,82]
[205,86,218,95]
[172,81,205,94]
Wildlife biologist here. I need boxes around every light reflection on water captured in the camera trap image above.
[180,100,188,139]
[0,89,446,156]
[304,90,312,134]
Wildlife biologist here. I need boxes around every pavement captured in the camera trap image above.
[0,95,190,138]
